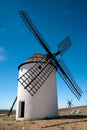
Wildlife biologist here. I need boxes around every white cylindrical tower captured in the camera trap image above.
[16,53,58,120]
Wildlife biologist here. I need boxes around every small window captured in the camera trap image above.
[21,68,23,72]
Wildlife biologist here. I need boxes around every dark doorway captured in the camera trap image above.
[20,101,25,118]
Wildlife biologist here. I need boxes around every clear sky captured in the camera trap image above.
[0,0,87,109]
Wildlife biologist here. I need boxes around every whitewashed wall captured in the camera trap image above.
[16,62,58,120]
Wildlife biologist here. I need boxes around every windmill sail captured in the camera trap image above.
[57,59,82,100]
[57,36,72,55]
[53,37,71,57]
[18,58,55,96]
[18,10,82,100]
[18,11,51,55]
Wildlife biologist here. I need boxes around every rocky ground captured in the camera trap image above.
[0,105,87,130]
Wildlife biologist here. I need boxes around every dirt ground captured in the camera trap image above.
[0,106,87,130]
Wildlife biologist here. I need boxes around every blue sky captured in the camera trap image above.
[0,0,87,109]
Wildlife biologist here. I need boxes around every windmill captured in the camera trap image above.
[66,99,74,108]
[8,10,82,120]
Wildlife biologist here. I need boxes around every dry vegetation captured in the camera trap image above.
[0,105,87,130]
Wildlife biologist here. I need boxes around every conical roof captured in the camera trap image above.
[18,53,49,70]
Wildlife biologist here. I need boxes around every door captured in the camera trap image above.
[19,101,25,118]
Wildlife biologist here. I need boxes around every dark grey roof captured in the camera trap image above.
[18,53,49,70]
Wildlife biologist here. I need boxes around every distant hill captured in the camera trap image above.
[59,105,87,116]
[0,105,87,116]
[0,109,15,115]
